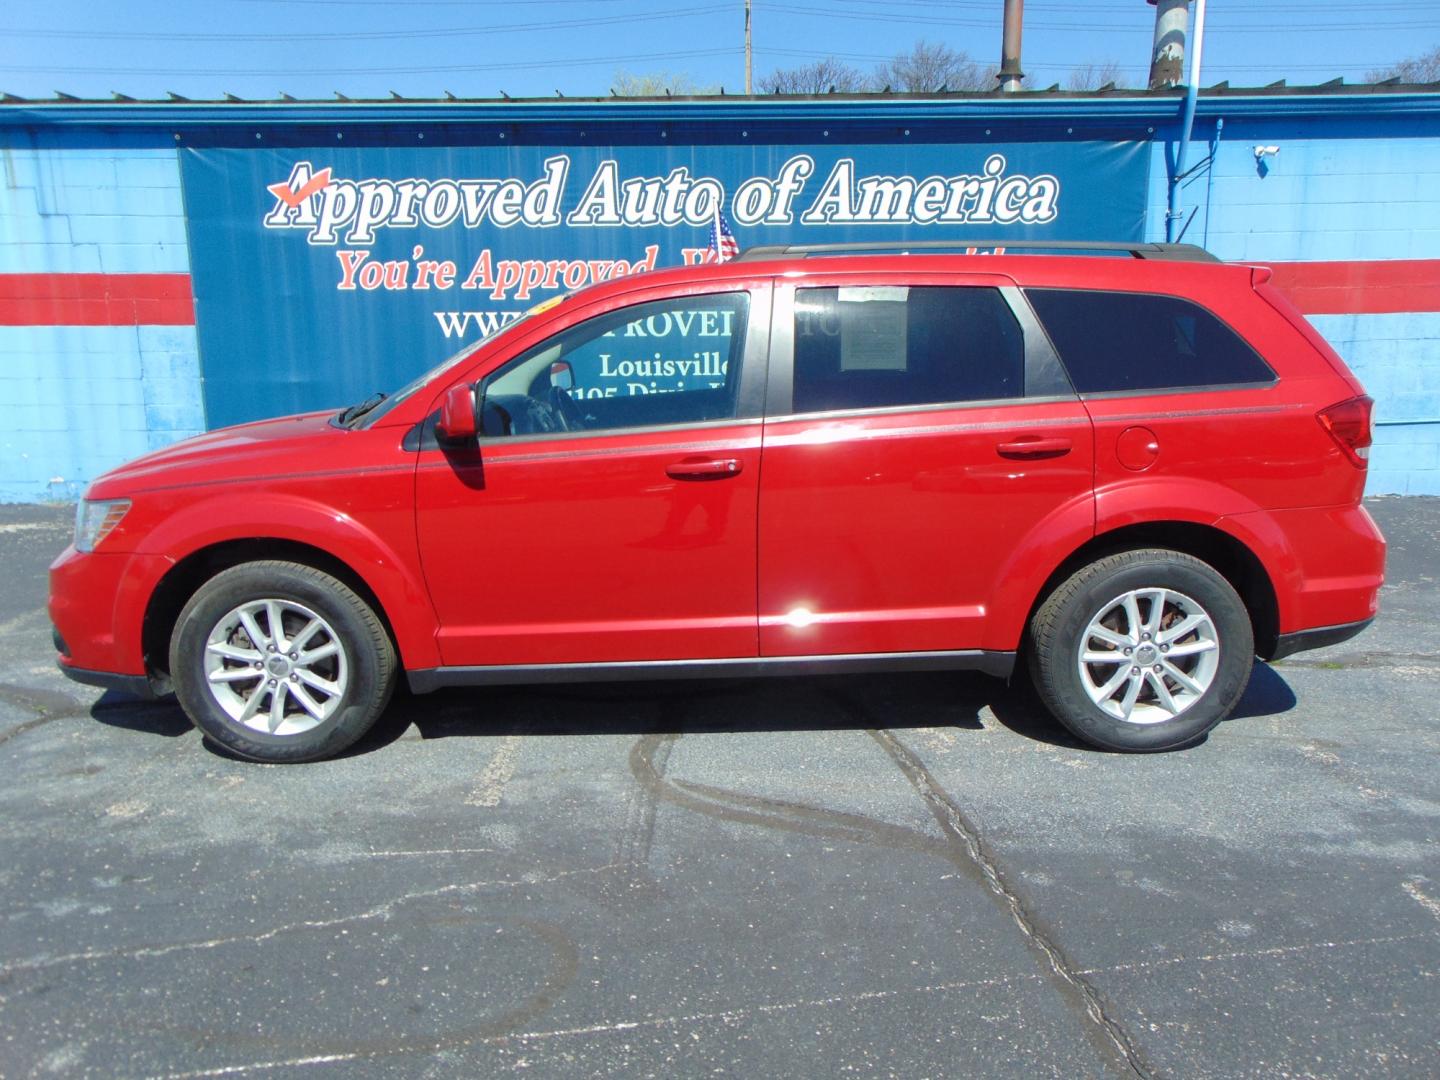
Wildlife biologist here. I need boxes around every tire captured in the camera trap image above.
[1026,549,1254,752]
[169,560,397,762]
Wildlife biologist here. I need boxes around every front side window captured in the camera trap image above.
[1025,288,1275,394]
[480,292,749,436]
[792,286,1024,414]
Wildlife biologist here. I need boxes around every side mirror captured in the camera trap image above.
[549,360,575,392]
[435,383,478,446]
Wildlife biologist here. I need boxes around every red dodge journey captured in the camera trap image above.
[50,241,1385,761]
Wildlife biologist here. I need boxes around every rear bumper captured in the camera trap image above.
[1270,617,1374,661]
[1219,502,1385,647]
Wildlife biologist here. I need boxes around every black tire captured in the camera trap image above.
[169,561,397,762]
[1026,549,1254,752]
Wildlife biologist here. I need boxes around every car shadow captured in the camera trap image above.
[89,691,193,737]
[353,659,1301,757]
[84,660,1301,760]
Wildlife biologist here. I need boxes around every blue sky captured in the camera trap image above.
[1,0,1436,101]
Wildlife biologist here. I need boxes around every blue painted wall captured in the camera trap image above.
[1145,111,1440,495]
[3,95,1439,500]
[0,130,204,501]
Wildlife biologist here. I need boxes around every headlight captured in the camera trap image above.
[74,498,131,553]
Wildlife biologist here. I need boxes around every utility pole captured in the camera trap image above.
[1147,0,1190,89]
[744,0,753,95]
[997,0,1025,93]
[1167,0,1207,241]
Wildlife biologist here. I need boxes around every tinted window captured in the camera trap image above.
[1027,288,1274,394]
[481,293,748,436]
[792,286,1023,414]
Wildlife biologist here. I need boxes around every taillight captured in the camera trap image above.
[1317,395,1374,468]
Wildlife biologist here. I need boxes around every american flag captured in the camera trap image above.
[708,205,740,263]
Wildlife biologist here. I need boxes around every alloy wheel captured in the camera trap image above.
[1076,587,1220,724]
[203,599,349,736]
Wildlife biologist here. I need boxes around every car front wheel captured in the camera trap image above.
[1027,549,1254,752]
[169,561,397,762]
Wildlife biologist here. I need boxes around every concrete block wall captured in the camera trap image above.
[0,130,204,502]
[1147,114,1440,495]
[3,101,1439,501]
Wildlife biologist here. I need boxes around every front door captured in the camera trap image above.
[415,285,770,668]
[757,275,1094,657]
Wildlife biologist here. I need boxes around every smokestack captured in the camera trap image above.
[998,0,1025,92]
[1147,0,1190,89]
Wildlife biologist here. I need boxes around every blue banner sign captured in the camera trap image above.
[181,136,1148,428]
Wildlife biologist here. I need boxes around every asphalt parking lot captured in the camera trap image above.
[1,498,1437,1078]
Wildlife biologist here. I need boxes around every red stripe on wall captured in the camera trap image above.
[1266,260,1440,316]
[0,273,195,326]
[0,262,1434,326]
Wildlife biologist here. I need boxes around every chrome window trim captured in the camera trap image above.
[760,394,1080,427]
[473,286,772,440]
[1076,380,1280,402]
[470,414,762,450]
[768,280,1077,421]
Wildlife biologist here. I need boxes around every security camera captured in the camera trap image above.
[1254,145,1280,159]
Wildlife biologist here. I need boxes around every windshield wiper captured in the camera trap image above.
[337,392,387,426]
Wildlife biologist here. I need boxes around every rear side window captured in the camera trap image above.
[793,286,1023,414]
[1026,288,1274,394]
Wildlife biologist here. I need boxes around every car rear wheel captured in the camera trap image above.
[1027,549,1254,752]
[169,561,396,762]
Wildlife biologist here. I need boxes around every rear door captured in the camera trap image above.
[757,272,1094,658]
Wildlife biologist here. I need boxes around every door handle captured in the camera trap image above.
[666,457,743,480]
[996,436,1072,459]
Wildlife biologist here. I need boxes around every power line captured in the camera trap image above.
[829,0,1425,11]
[1,4,731,42]
[224,0,646,4]
[2,47,738,78]
[8,53,1395,80]
[10,2,1437,41]
[767,5,1440,33]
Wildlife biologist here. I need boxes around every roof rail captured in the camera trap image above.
[731,240,1220,263]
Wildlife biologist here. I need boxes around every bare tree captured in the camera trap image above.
[870,39,995,92]
[1066,61,1125,91]
[1366,45,1440,84]
[610,69,718,97]
[758,56,868,94]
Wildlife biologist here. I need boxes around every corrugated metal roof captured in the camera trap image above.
[3,79,1438,107]
[5,80,1438,133]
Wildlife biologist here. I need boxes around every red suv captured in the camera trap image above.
[50,242,1385,761]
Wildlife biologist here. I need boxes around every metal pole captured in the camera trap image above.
[744,0,752,95]
[1167,0,1206,242]
[1147,0,1189,90]
[998,0,1024,92]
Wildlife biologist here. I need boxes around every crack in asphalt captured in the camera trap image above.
[0,862,619,975]
[628,718,1155,1080]
[141,931,1440,1077]
[872,727,1153,1080]
[0,682,87,747]
[1276,650,1440,670]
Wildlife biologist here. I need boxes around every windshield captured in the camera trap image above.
[354,295,569,427]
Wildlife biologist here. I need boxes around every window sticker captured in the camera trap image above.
[837,286,910,304]
[839,300,908,371]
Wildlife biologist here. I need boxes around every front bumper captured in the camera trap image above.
[55,661,158,700]
[48,545,174,684]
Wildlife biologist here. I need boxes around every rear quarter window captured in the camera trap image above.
[1026,288,1275,394]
